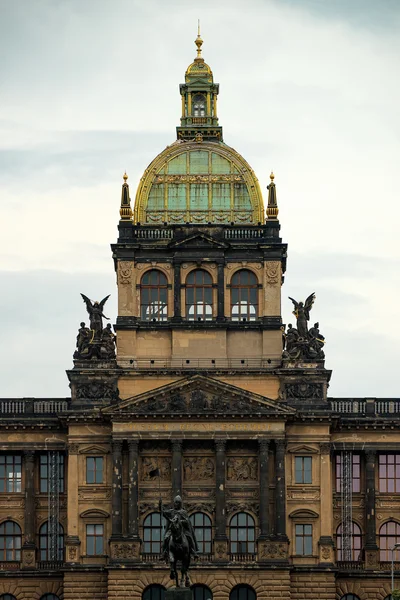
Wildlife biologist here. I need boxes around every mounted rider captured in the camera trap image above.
[159,495,199,560]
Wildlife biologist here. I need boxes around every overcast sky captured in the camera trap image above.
[1,0,399,398]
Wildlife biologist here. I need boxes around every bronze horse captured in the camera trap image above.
[168,514,191,587]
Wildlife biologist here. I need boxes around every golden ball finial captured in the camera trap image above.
[123,171,128,182]
[270,171,275,181]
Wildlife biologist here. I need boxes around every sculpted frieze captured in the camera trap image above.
[226,501,259,516]
[183,457,215,481]
[227,457,258,481]
[140,456,171,482]
[128,389,274,415]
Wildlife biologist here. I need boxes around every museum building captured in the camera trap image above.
[0,33,399,600]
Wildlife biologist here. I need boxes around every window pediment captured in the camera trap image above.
[79,445,109,455]
[288,445,319,454]
[289,509,319,519]
[80,509,109,519]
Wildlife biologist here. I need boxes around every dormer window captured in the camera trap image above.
[193,94,206,117]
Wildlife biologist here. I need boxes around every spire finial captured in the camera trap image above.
[266,171,279,220]
[195,20,203,59]
[120,172,132,221]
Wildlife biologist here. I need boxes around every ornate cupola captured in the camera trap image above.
[176,25,222,142]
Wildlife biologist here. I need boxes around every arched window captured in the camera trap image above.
[140,270,168,321]
[40,596,60,600]
[384,596,393,600]
[0,595,17,600]
[192,94,206,117]
[142,585,166,600]
[230,270,258,321]
[0,521,21,561]
[340,596,360,600]
[192,585,213,600]
[190,512,212,554]
[229,512,255,554]
[379,521,400,561]
[186,270,213,321]
[143,512,165,554]
[336,522,362,561]
[39,521,64,561]
[230,585,256,600]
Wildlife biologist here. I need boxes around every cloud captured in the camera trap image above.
[0,0,399,397]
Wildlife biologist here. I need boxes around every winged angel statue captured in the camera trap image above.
[283,293,325,361]
[73,294,116,360]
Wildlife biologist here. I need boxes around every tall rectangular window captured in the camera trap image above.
[86,524,104,556]
[86,457,104,484]
[0,455,22,492]
[379,454,400,493]
[40,454,64,493]
[295,457,312,484]
[295,524,313,556]
[335,454,360,492]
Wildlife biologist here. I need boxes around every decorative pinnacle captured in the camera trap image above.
[266,171,279,220]
[120,171,132,221]
[195,19,203,59]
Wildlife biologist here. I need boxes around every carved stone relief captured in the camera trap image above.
[227,457,258,481]
[183,457,215,481]
[260,542,287,559]
[140,456,171,482]
[265,261,280,285]
[118,261,134,285]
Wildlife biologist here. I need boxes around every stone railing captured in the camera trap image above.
[0,561,20,570]
[330,398,400,417]
[336,561,365,570]
[229,553,257,563]
[0,399,70,415]
[132,228,173,239]
[37,560,64,570]
[379,561,400,571]
[224,228,266,240]
[127,357,282,370]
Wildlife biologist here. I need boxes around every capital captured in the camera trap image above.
[258,439,271,453]
[171,439,182,452]
[23,450,35,463]
[275,439,286,452]
[215,439,226,452]
[112,440,124,453]
[128,440,139,452]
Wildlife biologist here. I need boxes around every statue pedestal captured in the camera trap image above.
[166,587,192,600]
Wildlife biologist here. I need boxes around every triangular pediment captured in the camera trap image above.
[103,375,295,417]
[168,233,229,250]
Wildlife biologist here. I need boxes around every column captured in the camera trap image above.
[66,444,80,562]
[128,440,139,538]
[206,92,211,116]
[318,442,334,563]
[365,449,378,549]
[111,440,123,538]
[22,450,36,568]
[188,93,192,116]
[23,451,35,545]
[171,439,182,497]
[173,263,182,321]
[215,439,227,539]
[217,262,225,321]
[275,440,288,540]
[258,439,270,539]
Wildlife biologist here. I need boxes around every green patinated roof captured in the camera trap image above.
[134,141,264,225]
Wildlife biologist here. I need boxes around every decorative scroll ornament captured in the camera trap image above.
[265,261,280,285]
[118,261,133,285]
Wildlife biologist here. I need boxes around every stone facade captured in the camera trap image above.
[0,35,397,600]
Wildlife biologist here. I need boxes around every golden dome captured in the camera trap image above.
[134,140,265,225]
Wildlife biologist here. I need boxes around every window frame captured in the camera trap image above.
[142,512,165,554]
[39,453,64,494]
[0,455,22,493]
[140,269,169,322]
[229,585,256,600]
[86,456,104,485]
[230,269,259,322]
[192,585,213,600]
[295,523,313,556]
[379,521,400,561]
[336,521,362,562]
[142,585,166,600]
[86,523,104,556]
[379,454,400,493]
[0,520,22,561]
[229,512,256,555]
[294,456,312,484]
[185,269,214,321]
[335,453,361,493]
[38,520,64,562]
[189,512,212,554]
